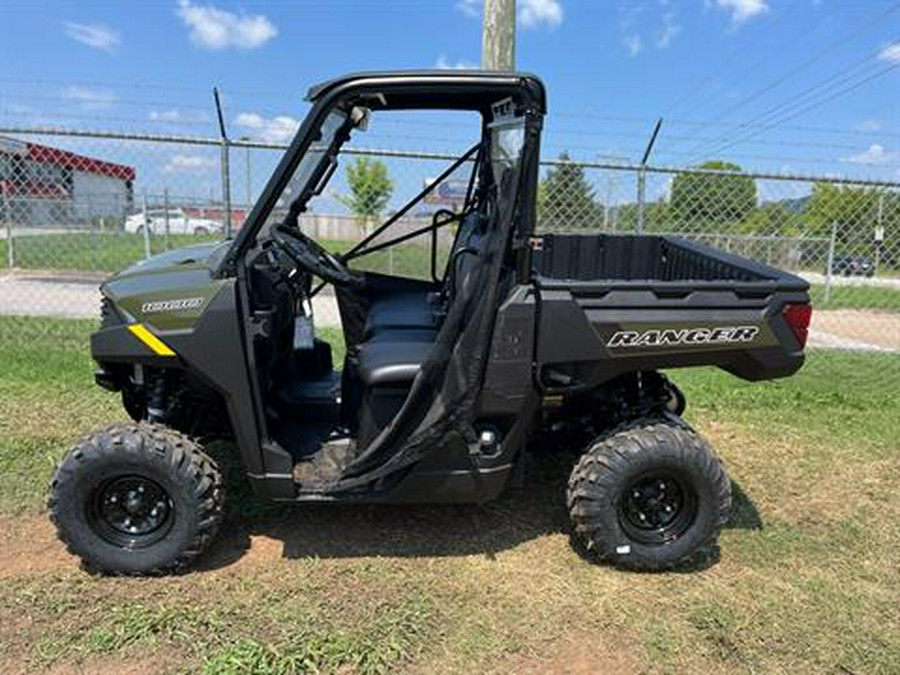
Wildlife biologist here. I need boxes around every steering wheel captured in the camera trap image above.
[272,225,359,287]
[432,208,460,227]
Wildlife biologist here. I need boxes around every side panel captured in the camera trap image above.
[92,282,266,476]
[478,284,537,416]
[536,286,808,390]
[165,283,266,475]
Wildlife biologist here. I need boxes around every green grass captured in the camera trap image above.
[809,283,900,312]
[0,316,898,673]
[0,232,222,274]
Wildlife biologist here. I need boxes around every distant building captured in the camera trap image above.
[0,136,135,226]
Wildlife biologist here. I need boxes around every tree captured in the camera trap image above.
[740,202,802,236]
[670,161,757,231]
[337,157,394,222]
[805,182,899,253]
[538,151,603,229]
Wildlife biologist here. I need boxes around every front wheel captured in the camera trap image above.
[49,422,224,575]
[567,417,731,571]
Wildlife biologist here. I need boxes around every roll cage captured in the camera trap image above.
[216,70,547,279]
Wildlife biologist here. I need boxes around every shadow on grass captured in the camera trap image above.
[726,482,763,531]
[195,442,763,573]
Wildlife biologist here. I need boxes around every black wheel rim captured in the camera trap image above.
[618,473,698,546]
[89,476,174,548]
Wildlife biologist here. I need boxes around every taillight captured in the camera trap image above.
[782,303,812,349]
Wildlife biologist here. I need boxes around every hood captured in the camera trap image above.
[112,241,231,280]
[101,242,231,331]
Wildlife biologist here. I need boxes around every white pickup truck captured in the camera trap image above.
[124,208,223,235]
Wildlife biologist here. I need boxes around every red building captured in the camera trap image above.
[0,136,135,226]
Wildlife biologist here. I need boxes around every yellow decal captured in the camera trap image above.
[128,324,176,357]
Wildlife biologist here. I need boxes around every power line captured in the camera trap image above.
[685,41,897,159]
[694,61,900,162]
[672,1,900,149]
[662,11,829,118]
[552,112,900,139]
[0,75,310,107]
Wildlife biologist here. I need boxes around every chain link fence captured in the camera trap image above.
[1,127,897,366]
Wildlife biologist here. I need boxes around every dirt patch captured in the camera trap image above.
[811,309,900,350]
[0,514,74,578]
[488,631,644,675]
[40,651,186,675]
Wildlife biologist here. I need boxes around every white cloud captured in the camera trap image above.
[176,0,277,50]
[436,55,478,70]
[149,108,209,125]
[715,0,769,24]
[623,34,642,57]
[459,0,563,29]
[878,42,900,63]
[234,112,300,143]
[619,4,678,56]
[845,144,898,165]
[64,22,120,53]
[164,154,218,173]
[654,10,681,49]
[60,85,116,110]
[456,0,480,19]
[519,0,563,29]
[149,109,183,122]
[855,120,883,132]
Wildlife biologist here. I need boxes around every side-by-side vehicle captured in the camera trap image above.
[49,71,812,574]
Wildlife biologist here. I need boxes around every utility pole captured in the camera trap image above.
[482,0,516,70]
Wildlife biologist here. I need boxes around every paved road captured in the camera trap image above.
[2,273,897,352]
[799,272,900,290]
[805,329,896,352]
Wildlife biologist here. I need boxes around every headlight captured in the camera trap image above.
[100,296,123,328]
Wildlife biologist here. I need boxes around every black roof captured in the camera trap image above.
[306,70,546,114]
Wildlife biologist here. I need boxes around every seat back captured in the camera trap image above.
[445,211,487,302]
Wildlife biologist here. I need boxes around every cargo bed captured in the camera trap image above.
[530,234,811,388]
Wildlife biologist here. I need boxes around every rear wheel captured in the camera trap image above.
[567,417,730,571]
[49,422,223,575]
[193,226,209,235]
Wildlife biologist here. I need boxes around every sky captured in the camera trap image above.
[1,0,899,204]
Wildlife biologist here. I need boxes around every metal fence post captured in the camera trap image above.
[245,143,252,209]
[88,193,97,271]
[221,141,232,238]
[636,168,646,234]
[824,221,837,305]
[213,88,233,238]
[141,192,151,260]
[2,183,13,269]
[875,192,884,274]
[163,188,170,251]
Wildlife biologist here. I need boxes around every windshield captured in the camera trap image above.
[490,118,525,189]
[270,109,348,227]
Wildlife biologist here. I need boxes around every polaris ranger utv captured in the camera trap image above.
[49,71,812,574]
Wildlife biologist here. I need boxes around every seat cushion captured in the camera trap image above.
[357,338,433,386]
[365,291,439,335]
